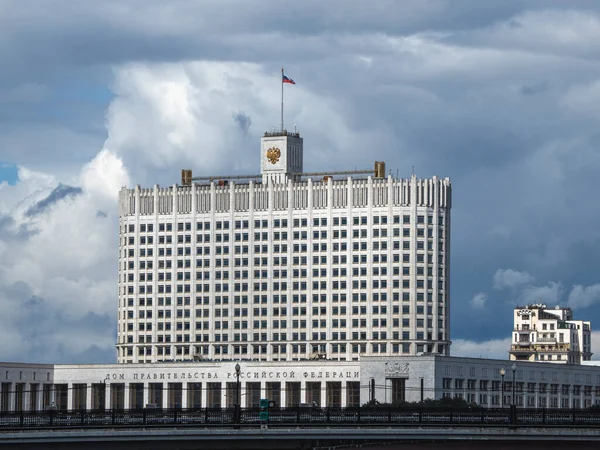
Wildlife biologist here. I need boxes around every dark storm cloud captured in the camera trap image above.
[25,183,83,217]
[233,111,252,135]
[0,280,115,364]
[1,1,599,79]
[0,213,38,240]
[521,82,550,96]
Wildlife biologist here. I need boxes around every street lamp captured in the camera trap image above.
[500,368,505,408]
[511,363,517,407]
[235,363,241,424]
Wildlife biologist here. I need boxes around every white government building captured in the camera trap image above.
[116,130,452,364]
[1,130,599,413]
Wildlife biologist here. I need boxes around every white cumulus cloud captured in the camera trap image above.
[80,149,130,209]
[451,337,512,360]
[103,61,398,187]
[568,284,600,310]
[493,268,534,290]
[519,281,564,306]
[471,292,487,309]
[0,156,123,362]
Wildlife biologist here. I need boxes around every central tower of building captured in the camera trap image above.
[116,130,452,364]
[261,131,303,184]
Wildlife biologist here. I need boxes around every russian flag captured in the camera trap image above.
[282,74,296,84]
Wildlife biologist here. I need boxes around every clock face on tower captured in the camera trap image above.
[266,147,281,164]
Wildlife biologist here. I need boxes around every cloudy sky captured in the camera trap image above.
[2,0,600,363]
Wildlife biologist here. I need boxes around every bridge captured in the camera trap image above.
[2,406,600,449]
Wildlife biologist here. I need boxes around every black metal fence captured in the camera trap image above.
[2,406,600,429]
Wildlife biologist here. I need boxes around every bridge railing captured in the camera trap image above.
[2,406,600,429]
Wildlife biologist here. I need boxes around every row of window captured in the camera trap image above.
[126,266,446,282]
[122,315,444,331]
[129,278,446,295]
[126,294,445,308]
[125,215,447,234]
[126,226,446,247]
[444,393,596,408]
[124,302,443,316]
[119,341,444,358]
[444,365,598,384]
[124,246,447,261]
[125,293,445,308]
[123,254,446,271]
[121,291,446,307]
[127,240,445,255]
[443,378,600,396]
[123,327,445,344]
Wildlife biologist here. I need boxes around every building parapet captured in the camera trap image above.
[118,175,452,217]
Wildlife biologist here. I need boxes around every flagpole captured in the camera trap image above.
[281,67,284,132]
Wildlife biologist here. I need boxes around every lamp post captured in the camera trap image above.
[500,368,505,408]
[511,363,517,407]
[235,363,241,424]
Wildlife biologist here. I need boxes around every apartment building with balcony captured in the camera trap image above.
[509,304,592,364]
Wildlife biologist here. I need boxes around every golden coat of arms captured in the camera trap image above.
[266,147,281,164]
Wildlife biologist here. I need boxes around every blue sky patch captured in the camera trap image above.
[0,162,19,185]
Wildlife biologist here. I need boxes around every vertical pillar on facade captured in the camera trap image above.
[345,176,353,361]
[85,385,92,410]
[409,174,418,352]
[247,181,255,362]
[266,179,274,362]
[286,179,293,362]
[324,176,333,358]
[260,381,266,403]
[67,384,74,410]
[190,181,197,362]
[7,384,15,412]
[36,387,43,412]
[162,383,168,409]
[201,384,207,408]
[124,384,130,409]
[171,184,179,361]
[300,380,307,404]
[181,385,188,409]
[105,384,111,410]
[386,175,394,357]
[208,182,216,360]
[49,384,56,407]
[133,185,141,363]
[306,177,313,360]
[280,381,287,407]
[366,176,373,356]
[152,185,160,362]
[23,385,30,412]
[220,381,228,407]
[431,177,440,353]
[143,382,149,408]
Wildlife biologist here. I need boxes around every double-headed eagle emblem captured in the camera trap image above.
[266,147,281,164]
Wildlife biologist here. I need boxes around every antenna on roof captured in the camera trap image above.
[412,166,415,176]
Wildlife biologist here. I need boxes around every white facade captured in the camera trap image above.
[116,131,452,364]
[509,304,592,365]
[4,356,600,412]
